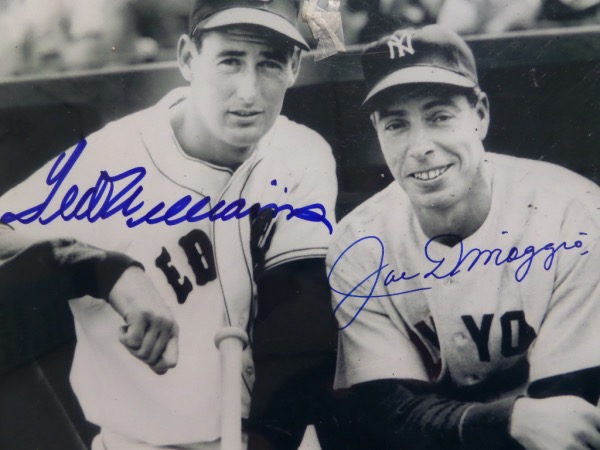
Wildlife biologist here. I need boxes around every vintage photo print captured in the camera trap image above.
[0,1,598,449]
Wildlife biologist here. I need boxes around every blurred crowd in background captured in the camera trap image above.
[1,0,599,78]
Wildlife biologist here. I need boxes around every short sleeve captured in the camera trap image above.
[528,197,600,381]
[262,126,338,270]
[326,221,428,389]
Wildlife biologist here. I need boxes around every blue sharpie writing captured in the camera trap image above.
[1,140,333,234]
[329,233,589,329]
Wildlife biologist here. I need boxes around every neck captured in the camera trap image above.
[170,100,254,171]
[416,166,493,245]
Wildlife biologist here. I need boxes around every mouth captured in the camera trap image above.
[229,110,262,118]
[409,164,452,181]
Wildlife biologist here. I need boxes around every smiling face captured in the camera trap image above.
[371,85,490,213]
[178,26,300,154]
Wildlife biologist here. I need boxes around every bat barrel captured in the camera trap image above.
[215,327,249,450]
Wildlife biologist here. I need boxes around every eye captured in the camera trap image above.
[428,111,455,124]
[384,120,408,132]
[218,58,242,68]
[260,59,285,72]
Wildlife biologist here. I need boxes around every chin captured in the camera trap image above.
[232,123,271,143]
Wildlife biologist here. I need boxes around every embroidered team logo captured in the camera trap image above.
[387,32,415,59]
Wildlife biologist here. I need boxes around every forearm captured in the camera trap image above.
[528,366,600,405]
[351,379,522,450]
[0,222,138,301]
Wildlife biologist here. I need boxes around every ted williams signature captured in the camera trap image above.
[1,140,333,234]
[328,233,590,329]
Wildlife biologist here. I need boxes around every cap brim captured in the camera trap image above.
[363,66,477,106]
[195,7,309,51]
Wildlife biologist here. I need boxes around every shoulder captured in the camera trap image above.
[327,183,407,261]
[82,89,182,160]
[489,153,600,212]
[265,115,334,164]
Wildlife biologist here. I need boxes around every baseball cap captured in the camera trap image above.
[361,25,479,107]
[189,0,309,51]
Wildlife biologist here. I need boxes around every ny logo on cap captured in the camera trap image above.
[387,32,415,59]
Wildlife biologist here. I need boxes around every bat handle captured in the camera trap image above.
[215,327,249,450]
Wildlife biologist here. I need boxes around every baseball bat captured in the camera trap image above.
[215,327,249,450]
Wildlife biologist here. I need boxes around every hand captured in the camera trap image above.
[510,396,600,450]
[107,266,179,374]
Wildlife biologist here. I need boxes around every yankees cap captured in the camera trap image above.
[361,25,479,106]
[189,0,309,50]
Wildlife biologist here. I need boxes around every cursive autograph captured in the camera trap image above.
[1,140,333,234]
[329,233,589,329]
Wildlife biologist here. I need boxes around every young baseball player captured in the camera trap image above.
[326,25,600,449]
[0,0,339,448]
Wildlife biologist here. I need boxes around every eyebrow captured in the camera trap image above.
[216,50,246,58]
[422,98,459,110]
[261,50,288,63]
[378,109,407,119]
[215,49,288,63]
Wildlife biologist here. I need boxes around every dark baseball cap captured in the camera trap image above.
[361,25,479,107]
[189,0,309,51]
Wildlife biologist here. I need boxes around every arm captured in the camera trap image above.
[350,378,519,450]
[0,223,178,374]
[351,366,600,450]
[247,258,339,450]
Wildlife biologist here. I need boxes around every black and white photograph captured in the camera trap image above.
[0,1,598,449]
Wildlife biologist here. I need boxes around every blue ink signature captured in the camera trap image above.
[329,233,589,329]
[1,140,333,234]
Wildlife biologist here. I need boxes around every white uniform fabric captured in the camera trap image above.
[0,88,337,446]
[327,153,600,400]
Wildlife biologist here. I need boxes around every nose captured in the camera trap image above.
[406,123,435,160]
[236,67,259,104]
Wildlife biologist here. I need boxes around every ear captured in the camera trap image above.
[474,91,490,140]
[369,112,378,129]
[177,34,198,83]
[285,48,302,88]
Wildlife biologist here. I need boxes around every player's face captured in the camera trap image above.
[371,88,490,211]
[181,28,300,150]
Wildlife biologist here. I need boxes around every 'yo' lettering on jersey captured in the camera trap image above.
[412,312,536,365]
[329,233,590,329]
[0,140,333,235]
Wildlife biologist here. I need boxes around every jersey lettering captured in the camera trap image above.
[155,229,217,304]
[414,317,440,350]
[461,311,536,361]
[155,247,193,304]
[500,310,537,357]
[462,314,494,362]
[250,205,277,278]
[179,229,217,285]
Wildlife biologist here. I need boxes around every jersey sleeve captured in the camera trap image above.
[528,194,600,382]
[262,125,338,270]
[0,222,137,301]
[326,220,428,389]
[0,135,140,300]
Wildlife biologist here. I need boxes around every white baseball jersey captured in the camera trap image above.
[327,153,600,400]
[0,88,337,445]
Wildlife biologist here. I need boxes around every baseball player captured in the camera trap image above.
[326,25,600,449]
[0,0,338,449]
